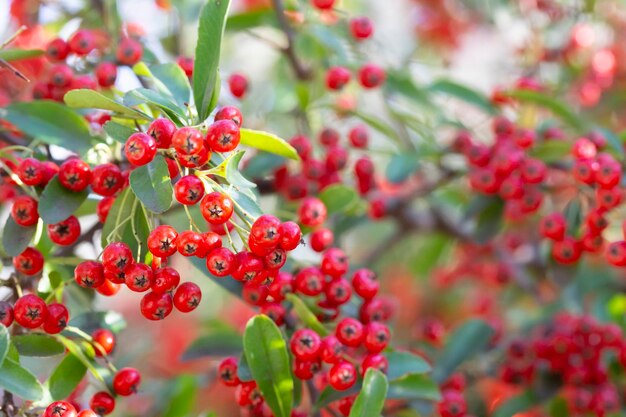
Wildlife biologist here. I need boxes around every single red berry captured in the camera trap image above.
[326,67,351,91]
[294,266,325,296]
[364,322,390,353]
[0,301,14,327]
[43,401,77,417]
[147,225,178,258]
[520,158,547,183]
[125,132,157,166]
[328,361,357,391]
[321,248,349,278]
[95,62,118,88]
[218,357,241,387]
[337,395,356,416]
[351,269,379,300]
[294,359,322,380]
[325,145,348,172]
[325,278,352,305]
[250,215,282,248]
[176,230,206,257]
[203,231,223,252]
[321,335,344,364]
[336,317,364,347]
[113,368,142,396]
[438,390,467,417]
[14,294,48,329]
[174,175,205,206]
[91,163,122,196]
[552,237,582,265]
[177,146,211,168]
[46,38,70,61]
[47,215,81,246]
[228,73,248,98]
[289,135,313,160]
[11,195,39,227]
[140,291,173,321]
[298,198,327,227]
[104,267,127,285]
[264,248,287,270]
[177,56,194,76]
[206,247,237,277]
[206,120,241,153]
[310,228,334,252]
[267,272,293,302]
[92,328,116,356]
[124,263,154,292]
[311,0,335,10]
[348,125,369,149]
[261,302,286,325]
[278,221,302,251]
[290,328,322,361]
[68,30,95,55]
[43,303,69,334]
[102,242,134,273]
[116,37,143,66]
[49,64,74,87]
[242,282,269,306]
[59,159,92,192]
[97,197,115,223]
[13,247,44,275]
[172,127,204,155]
[17,157,45,186]
[96,279,122,297]
[173,282,202,313]
[361,353,388,376]
[77,411,97,417]
[350,17,374,40]
[236,381,262,407]
[200,192,234,224]
[319,128,340,147]
[215,106,243,127]
[358,64,385,88]
[232,252,264,282]
[74,261,105,288]
[147,118,176,149]
[90,392,115,415]
[606,241,626,266]
[152,267,181,294]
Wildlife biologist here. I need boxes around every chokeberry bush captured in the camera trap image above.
[2,0,626,416]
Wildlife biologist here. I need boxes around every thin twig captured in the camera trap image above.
[270,0,313,80]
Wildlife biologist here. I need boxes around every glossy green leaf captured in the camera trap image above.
[285,294,328,336]
[2,101,95,154]
[240,129,300,161]
[410,233,454,277]
[48,353,87,400]
[432,319,494,383]
[349,369,388,417]
[226,9,278,31]
[130,154,173,214]
[101,188,150,256]
[492,391,536,417]
[507,90,586,130]
[230,187,263,219]
[237,352,254,382]
[151,63,192,109]
[0,358,45,401]
[469,196,504,244]
[386,351,431,380]
[163,375,198,417]
[319,184,359,215]
[387,374,440,401]
[0,49,44,61]
[243,315,293,417]
[314,384,361,410]
[124,88,186,125]
[68,311,126,334]
[208,150,256,189]
[64,89,147,118]
[386,154,420,184]
[181,329,243,361]
[428,79,496,114]
[529,140,570,163]
[0,325,9,366]
[193,0,231,121]
[548,397,568,417]
[39,176,89,224]
[2,215,36,257]
[12,334,64,357]
[103,121,136,143]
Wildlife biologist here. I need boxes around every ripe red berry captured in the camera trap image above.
[364,322,390,353]
[17,157,45,186]
[294,359,321,380]
[298,198,327,227]
[74,261,105,288]
[47,215,81,246]
[90,391,115,415]
[97,197,115,223]
[250,215,282,248]
[261,302,286,325]
[77,411,97,417]
[113,367,141,396]
[68,30,95,55]
[124,263,154,292]
[172,127,204,155]
[0,301,14,327]
[321,247,349,278]
[102,242,134,273]
[348,125,369,149]
[46,38,70,61]
[228,73,248,98]
[173,282,202,313]
[310,228,334,252]
[49,64,74,87]
[147,225,178,258]
[278,221,302,251]
[152,267,181,294]
[320,335,344,364]
[147,118,176,149]
[177,56,194,76]
[606,241,626,266]
[351,269,379,300]
[116,37,143,66]
[358,64,385,88]
[328,361,357,391]
[336,317,364,347]
[95,62,118,88]
[13,247,44,275]
[326,67,351,91]
[11,195,39,227]
[552,237,582,265]
[43,401,77,417]
[206,247,237,277]
[92,328,115,356]
[268,271,293,302]
[290,328,322,361]
[125,133,157,166]
[96,279,121,297]
[218,357,241,387]
[174,175,205,205]
[91,163,122,196]
[215,106,243,127]
[264,248,287,270]
[206,120,241,153]
[14,294,48,329]
[200,192,234,224]
[325,278,352,305]
[294,266,325,296]
[140,291,173,321]
[361,353,388,376]
[311,0,335,10]
[350,17,374,40]
[43,303,69,334]
[242,282,269,305]
[176,230,206,257]
[59,158,92,192]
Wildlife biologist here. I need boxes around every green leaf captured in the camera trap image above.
[2,101,95,154]
[151,63,192,110]
[55,336,102,383]
[349,369,388,417]
[428,79,496,114]
[285,294,328,336]
[237,353,254,382]
[12,334,65,357]
[181,328,243,361]
[410,233,454,277]
[315,384,361,410]
[68,311,126,334]
[507,90,586,131]
[243,152,285,178]
[163,375,198,417]
[48,353,87,400]
[208,150,256,189]
[468,196,504,244]
[386,351,431,380]
[351,111,400,143]
[227,9,278,31]
[548,397,568,417]
[0,325,9,366]
[2,215,36,257]
[240,129,300,161]
[193,0,231,121]
[0,49,44,61]
[594,127,625,156]
[124,88,186,125]
[103,121,136,144]
[64,89,147,119]
[387,374,440,401]
[0,358,45,401]
[129,154,173,214]
[38,176,89,224]
[492,391,536,417]
[319,184,359,215]
[386,154,420,184]
[230,188,263,219]
[529,140,570,163]
[101,188,150,256]
[432,319,494,383]
[564,199,582,236]
[243,315,293,417]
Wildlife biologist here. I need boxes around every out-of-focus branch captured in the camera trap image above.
[270,0,313,81]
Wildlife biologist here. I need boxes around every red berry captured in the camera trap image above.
[91,163,122,196]
[124,263,154,292]
[311,0,335,10]
[261,303,286,325]
[328,361,357,391]
[173,176,204,206]
[74,261,105,288]
[172,127,204,155]
[206,247,237,277]
[90,391,115,415]
[200,192,234,225]
[177,56,194,76]
[232,252,264,282]
[125,133,157,166]
[294,359,321,380]
[59,159,92,192]
[92,328,115,356]
[147,118,176,149]
[46,38,70,61]
[552,237,582,265]
[350,17,374,40]
[358,64,385,88]
[326,67,351,91]
[173,282,202,312]
[43,303,69,334]
[11,195,39,227]
[14,294,48,329]
[147,225,178,258]
[97,197,115,223]
[278,221,302,251]
[95,62,118,88]
[607,241,626,266]
[152,267,181,294]
[268,272,293,302]
[116,38,143,66]
[77,411,97,417]
[319,128,340,147]
[336,317,364,347]
[289,135,313,160]
[47,215,81,246]
[298,198,327,227]
[321,247,348,278]
[325,278,352,305]
[177,146,211,168]
[310,228,334,252]
[215,106,243,127]
[68,30,95,55]
[176,230,206,257]
[236,381,262,407]
[43,401,77,417]
[290,328,322,361]
[348,125,369,149]
[96,279,121,297]
[49,64,74,87]
[228,73,248,98]
[250,215,282,248]
[206,120,241,153]
[140,291,173,321]
[364,322,390,353]
[361,353,388,376]
[13,247,44,275]
[113,367,141,396]
[321,335,344,364]
[242,282,269,306]
[218,357,241,386]
[294,266,325,296]
[17,157,45,186]
[351,269,379,300]
[264,248,287,270]
[102,242,134,273]
[0,301,14,327]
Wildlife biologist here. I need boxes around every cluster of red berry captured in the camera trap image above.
[325,64,386,91]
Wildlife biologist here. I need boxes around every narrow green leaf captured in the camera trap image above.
[48,353,87,400]
[103,121,136,144]
[193,0,232,121]
[0,325,9,367]
[55,336,102,383]
[319,184,359,215]
[2,101,95,154]
[208,150,256,189]
[315,384,361,410]
[387,374,440,401]
[68,311,126,334]
[469,196,504,244]
[163,375,198,417]
[39,176,89,224]
[180,330,243,361]
[351,111,400,143]
[151,63,192,110]
[0,358,45,401]
[0,49,44,61]
[230,188,263,219]
[124,88,186,125]
[12,334,64,357]
[507,90,586,131]
[129,154,173,214]
[492,391,536,417]
[64,89,147,119]
[226,9,278,31]
[386,351,431,380]
[240,129,300,161]
[411,233,454,277]
[2,215,36,257]
[285,294,328,336]
[428,79,496,114]
[349,369,388,417]
[386,154,420,184]
[244,315,293,417]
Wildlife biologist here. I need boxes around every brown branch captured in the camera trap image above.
[270,0,313,81]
